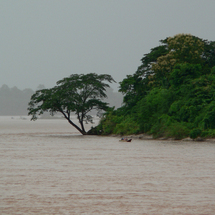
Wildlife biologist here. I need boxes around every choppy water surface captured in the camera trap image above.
[0,117,215,214]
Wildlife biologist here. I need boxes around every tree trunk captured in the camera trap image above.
[67,118,87,135]
[61,111,87,135]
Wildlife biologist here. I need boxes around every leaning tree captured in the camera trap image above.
[28,73,115,135]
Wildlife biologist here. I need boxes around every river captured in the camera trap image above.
[0,116,215,214]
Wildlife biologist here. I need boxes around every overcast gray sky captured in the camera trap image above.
[1,0,215,91]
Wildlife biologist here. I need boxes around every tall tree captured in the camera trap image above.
[152,34,205,87]
[119,44,168,107]
[119,34,213,107]
[28,73,115,135]
[100,34,215,138]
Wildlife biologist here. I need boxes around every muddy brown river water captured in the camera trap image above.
[0,117,215,214]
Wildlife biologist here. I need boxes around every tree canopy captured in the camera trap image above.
[98,34,215,139]
[119,34,213,106]
[28,73,115,135]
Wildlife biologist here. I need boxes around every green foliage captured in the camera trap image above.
[148,115,189,140]
[149,122,167,139]
[170,63,202,87]
[114,116,140,135]
[96,34,215,139]
[211,66,215,74]
[119,44,168,108]
[165,122,190,140]
[28,73,115,135]
[95,108,124,135]
[202,108,215,129]
[136,88,174,133]
[190,128,202,140]
[101,117,117,135]
[202,129,215,138]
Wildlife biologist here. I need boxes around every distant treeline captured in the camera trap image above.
[0,85,34,116]
[0,84,123,116]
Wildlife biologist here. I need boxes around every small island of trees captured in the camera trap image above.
[27,33,215,139]
[95,34,215,140]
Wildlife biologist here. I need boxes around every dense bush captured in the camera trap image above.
[114,116,140,135]
[190,128,202,140]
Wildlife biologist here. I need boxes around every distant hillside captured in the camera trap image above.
[0,85,34,116]
[104,87,123,109]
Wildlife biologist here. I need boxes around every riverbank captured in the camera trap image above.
[109,133,215,142]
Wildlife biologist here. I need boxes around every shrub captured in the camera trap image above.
[149,122,167,138]
[165,122,190,140]
[200,131,209,138]
[190,128,202,139]
[204,129,215,138]
[114,116,140,135]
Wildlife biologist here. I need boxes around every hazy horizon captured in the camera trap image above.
[1,0,215,91]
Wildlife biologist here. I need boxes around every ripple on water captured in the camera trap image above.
[0,118,215,214]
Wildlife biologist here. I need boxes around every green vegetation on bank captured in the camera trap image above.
[94,34,215,139]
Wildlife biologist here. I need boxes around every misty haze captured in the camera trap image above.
[0,84,123,117]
